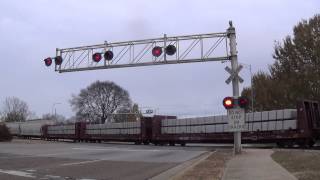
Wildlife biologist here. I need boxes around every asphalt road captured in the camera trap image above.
[0,140,213,180]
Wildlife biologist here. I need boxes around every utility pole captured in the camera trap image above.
[227,21,242,154]
[250,64,254,112]
[240,62,254,113]
[52,102,61,123]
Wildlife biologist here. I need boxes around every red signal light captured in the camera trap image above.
[44,57,52,66]
[54,56,63,65]
[92,53,102,62]
[104,51,114,61]
[165,45,176,55]
[238,96,249,109]
[152,46,162,57]
[223,97,234,109]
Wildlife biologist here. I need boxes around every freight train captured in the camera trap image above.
[6,100,320,148]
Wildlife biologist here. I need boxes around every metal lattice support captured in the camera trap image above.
[54,32,231,73]
[49,22,243,154]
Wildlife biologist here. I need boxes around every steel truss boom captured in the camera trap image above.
[55,31,231,73]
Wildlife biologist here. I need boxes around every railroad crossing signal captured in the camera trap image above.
[44,21,244,155]
[44,57,52,66]
[238,97,249,109]
[222,96,249,110]
[223,97,247,132]
[92,53,102,62]
[223,97,234,109]
[225,65,243,84]
[44,31,230,73]
[104,50,114,61]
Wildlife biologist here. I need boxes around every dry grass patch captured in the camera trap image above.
[173,149,232,180]
[272,150,320,180]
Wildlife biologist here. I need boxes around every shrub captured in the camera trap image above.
[0,124,12,142]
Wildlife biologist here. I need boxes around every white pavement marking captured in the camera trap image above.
[35,152,79,156]
[0,169,35,178]
[72,147,177,152]
[35,149,103,157]
[44,175,64,179]
[61,159,104,166]
[26,169,36,172]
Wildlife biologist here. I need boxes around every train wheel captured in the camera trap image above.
[143,142,150,145]
[169,142,175,146]
[298,139,315,148]
[309,141,315,147]
[276,142,285,148]
[305,139,315,148]
[180,142,186,146]
[153,142,159,146]
[286,141,294,148]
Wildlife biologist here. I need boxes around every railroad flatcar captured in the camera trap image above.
[6,119,55,139]
[6,100,320,148]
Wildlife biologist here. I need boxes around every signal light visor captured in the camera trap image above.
[44,57,52,66]
[152,46,162,57]
[104,51,114,61]
[92,53,102,62]
[238,97,249,108]
[165,45,176,55]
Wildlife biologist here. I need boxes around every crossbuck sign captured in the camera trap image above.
[227,108,246,132]
[225,64,244,84]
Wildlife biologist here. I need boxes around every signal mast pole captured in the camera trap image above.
[227,21,242,154]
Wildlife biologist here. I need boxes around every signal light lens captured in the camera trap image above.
[104,51,114,61]
[223,97,234,109]
[238,97,249,109]
[152,46,162,57]
[44,57,52,66]
[54,56,63,65]
[92,53,102,62]
[165,45,176,56]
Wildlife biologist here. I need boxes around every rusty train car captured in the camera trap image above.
[7,100,320,147]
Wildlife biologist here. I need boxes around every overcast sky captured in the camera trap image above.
[0,0,319,118]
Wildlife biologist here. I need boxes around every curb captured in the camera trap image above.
[150,150,216,180]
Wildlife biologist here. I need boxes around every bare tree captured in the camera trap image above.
[42,113,66,122]
[70,81,132,123]
[1,97,30,122]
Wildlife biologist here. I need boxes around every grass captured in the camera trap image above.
[272,150,320,180]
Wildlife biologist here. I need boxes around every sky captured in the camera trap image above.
[0,0,319,118]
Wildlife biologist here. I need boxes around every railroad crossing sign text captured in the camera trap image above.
[228,108,246,132]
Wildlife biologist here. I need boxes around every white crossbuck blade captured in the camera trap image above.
[225,65,244,84]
